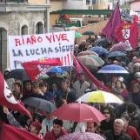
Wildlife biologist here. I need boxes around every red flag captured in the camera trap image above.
[0,123,43,140]
[76,58,109,92]
[22,58,62,81]
[73,55,82,74]
[102,4,122,42]
[115,22,138,49]
[0,71,31,118]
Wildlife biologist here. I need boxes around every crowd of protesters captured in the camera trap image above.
[0,35,140,140]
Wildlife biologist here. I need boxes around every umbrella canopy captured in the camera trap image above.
[77,90,123,104]
[110,42,133,52]
[58,132,105,140]
[48,66,66,74]
[77,56,102,70]
[23,97,56,113]
[108,51,126,58]
[52,103,105,122]
[8,69,29,81]
[90,46,109,56]
[88,55,105,66]
[75,32,82,38]
[98,64,129,74]
[82,31,95,35]
[78,50,98,57]
[94,38,110,48]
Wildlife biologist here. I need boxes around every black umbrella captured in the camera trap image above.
[8,69,29,81]
[23,97,56,113]
[94,38,110,48]
[82,31,95,36]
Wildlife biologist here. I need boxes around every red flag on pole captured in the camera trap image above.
[0,123,43,140]
[0,71,31,118]
[102,4,122,42]
[115,21,138,49]
[22,58,62,81]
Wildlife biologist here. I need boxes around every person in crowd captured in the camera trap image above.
[86,121,99,133]
[3,106,43,138]
[126,83,140,108]
[40,112,54,136]
[122,103,140,134]
[56,79,76,104]
[13,82,23,100]
[45,119,67,140]
[103,119,131,140]
[112,79,128,99]
[72,73,90,98]
[32,81,44,95]
[29,121,43,138]
[39,82,54,102]
[51,83,59,98]
[121,114,140,140]
[100,106,115,133]
[22,80,32,97]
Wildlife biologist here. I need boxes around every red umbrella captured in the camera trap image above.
[58,132,105,140]
[52,103,105,122]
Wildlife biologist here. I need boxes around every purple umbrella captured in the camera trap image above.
[110,42,133,52]
[58,132,105,140]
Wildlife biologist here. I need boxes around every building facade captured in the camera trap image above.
[0,0,50,71]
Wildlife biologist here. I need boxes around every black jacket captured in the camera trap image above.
[104,130,131,140]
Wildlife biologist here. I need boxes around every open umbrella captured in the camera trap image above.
[58,132,105,140]
[77,56,102,70]
[78,50,98,57]
[107,51,126,58]
[48,66,66,74]
[110,42,133,52]
[94,38,110,48]
[8,69,29,81]
[52,103,105,122]
[23,97,56,113]
[90,46,109,56]
[82,31,95,36]
[98,64,129,74]
[77,90,123,104]
[75,32,82,38]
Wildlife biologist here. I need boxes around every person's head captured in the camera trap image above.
[102,106,114,121]
[134,72,140,82]
[79,73,86,83]
[13,82,22,93]
[32,82,40,94]
[121,115,130,131]
[86,121,96,133]
[113,119,124,135]
[4,68,10,79]
[23,80,32,92]
[61,79,70,91]
[52,83,58,91]
[132,83,140,94]
[39,82,48,93]
[45,112,53,120]
[126,103,137,117]
[53,119,63,136]
[30,121,42,135]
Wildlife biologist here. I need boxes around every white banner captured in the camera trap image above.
[8,31,75,70]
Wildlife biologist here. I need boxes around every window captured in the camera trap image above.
[21,25,28,35]
[36,22,43,34]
